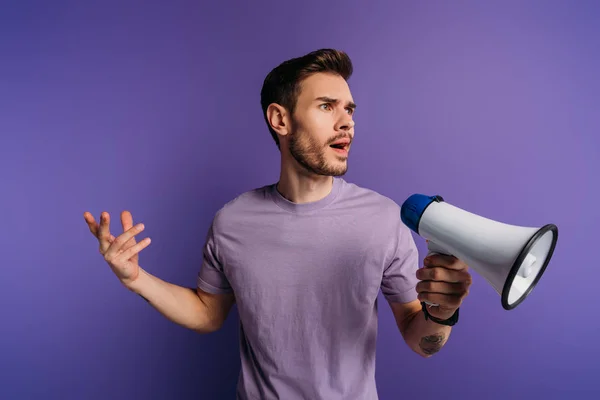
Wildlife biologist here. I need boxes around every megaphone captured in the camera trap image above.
[400,194,558,310]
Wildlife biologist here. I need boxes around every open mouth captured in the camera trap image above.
[329,142,350,157]
[329,138,351,152]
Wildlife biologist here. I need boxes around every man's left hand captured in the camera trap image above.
[415,254,472,320]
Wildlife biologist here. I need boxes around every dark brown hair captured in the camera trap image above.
[260,48,353,148]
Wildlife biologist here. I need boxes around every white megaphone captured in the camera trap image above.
[400,194,558,310]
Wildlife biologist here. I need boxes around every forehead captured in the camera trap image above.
[296,72,353,104]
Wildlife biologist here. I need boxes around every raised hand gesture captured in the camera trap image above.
[84,210,151,287]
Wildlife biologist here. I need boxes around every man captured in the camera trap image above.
[84,49,472,400]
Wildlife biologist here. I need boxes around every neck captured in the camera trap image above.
[277,157,334,204]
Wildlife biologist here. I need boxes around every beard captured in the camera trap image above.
[287,120,350,177]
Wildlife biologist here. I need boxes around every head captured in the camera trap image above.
[260,49,356,176]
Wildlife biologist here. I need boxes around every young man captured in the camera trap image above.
[84,49,472,400]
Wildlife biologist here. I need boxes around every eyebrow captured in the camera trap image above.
[315,96,357,110]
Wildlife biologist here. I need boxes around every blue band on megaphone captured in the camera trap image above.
[400,194,444,234]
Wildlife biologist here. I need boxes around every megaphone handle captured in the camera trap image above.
[422,240,452,308]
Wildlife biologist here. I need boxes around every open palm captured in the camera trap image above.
[84,210,151,285]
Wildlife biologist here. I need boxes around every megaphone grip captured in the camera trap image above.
[421,240,452,308]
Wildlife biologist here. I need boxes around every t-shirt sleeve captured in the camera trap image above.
[197,219,233,295]
[381,218,420,304]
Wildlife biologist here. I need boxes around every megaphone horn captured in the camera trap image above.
[400,194,558,310]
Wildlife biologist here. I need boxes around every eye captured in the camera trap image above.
[320,103,332,111]
[346,107,354,115]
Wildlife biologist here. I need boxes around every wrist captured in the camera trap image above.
[123,268,149,294]
[421,302,459,326]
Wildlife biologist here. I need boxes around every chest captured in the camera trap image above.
[219,213,389,305]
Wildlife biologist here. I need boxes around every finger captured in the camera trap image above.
[97,212,113,250]
[86,212,113,254]
[418,292,463,309]
[83,212,99,237]
[121,210,134,231]
[105,223,145,259]
[116,236,152,262]
[416,267,471,283]
[424,254,468,270]
[416,280,467,296]
[120,210,137,249]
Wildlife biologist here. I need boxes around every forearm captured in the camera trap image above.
[403,310,453,357]
[125,268,218,333]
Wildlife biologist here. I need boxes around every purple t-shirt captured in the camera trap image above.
[197,177,420,400]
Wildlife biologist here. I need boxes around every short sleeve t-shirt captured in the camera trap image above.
[197,177,420,400]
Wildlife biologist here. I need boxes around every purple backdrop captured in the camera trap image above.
[1,1,598,399]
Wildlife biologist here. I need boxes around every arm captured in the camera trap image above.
[83,210,234,334]
[130,211,237,334]
[381,213,449,357]
[389,299,452,357]
[380,207,470,356]
[389,254,471,357]
[128,268,235,334]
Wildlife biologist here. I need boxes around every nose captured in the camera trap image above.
[336,114,355,132]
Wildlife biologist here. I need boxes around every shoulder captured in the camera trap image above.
[340,179,402,216]
[211,183,274,230]
[339,180,416,257]
[339,179,413,236]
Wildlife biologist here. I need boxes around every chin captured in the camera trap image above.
[332,170,348,177]
[326,163,349,177]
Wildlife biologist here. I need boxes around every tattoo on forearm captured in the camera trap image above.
[419,333,445,355]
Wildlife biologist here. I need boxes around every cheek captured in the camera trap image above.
[293,110,332,146]
[306,112,333,139]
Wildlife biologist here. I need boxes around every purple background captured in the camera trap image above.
[1,1,598,399]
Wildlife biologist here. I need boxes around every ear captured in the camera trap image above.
[266,103,291,138]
